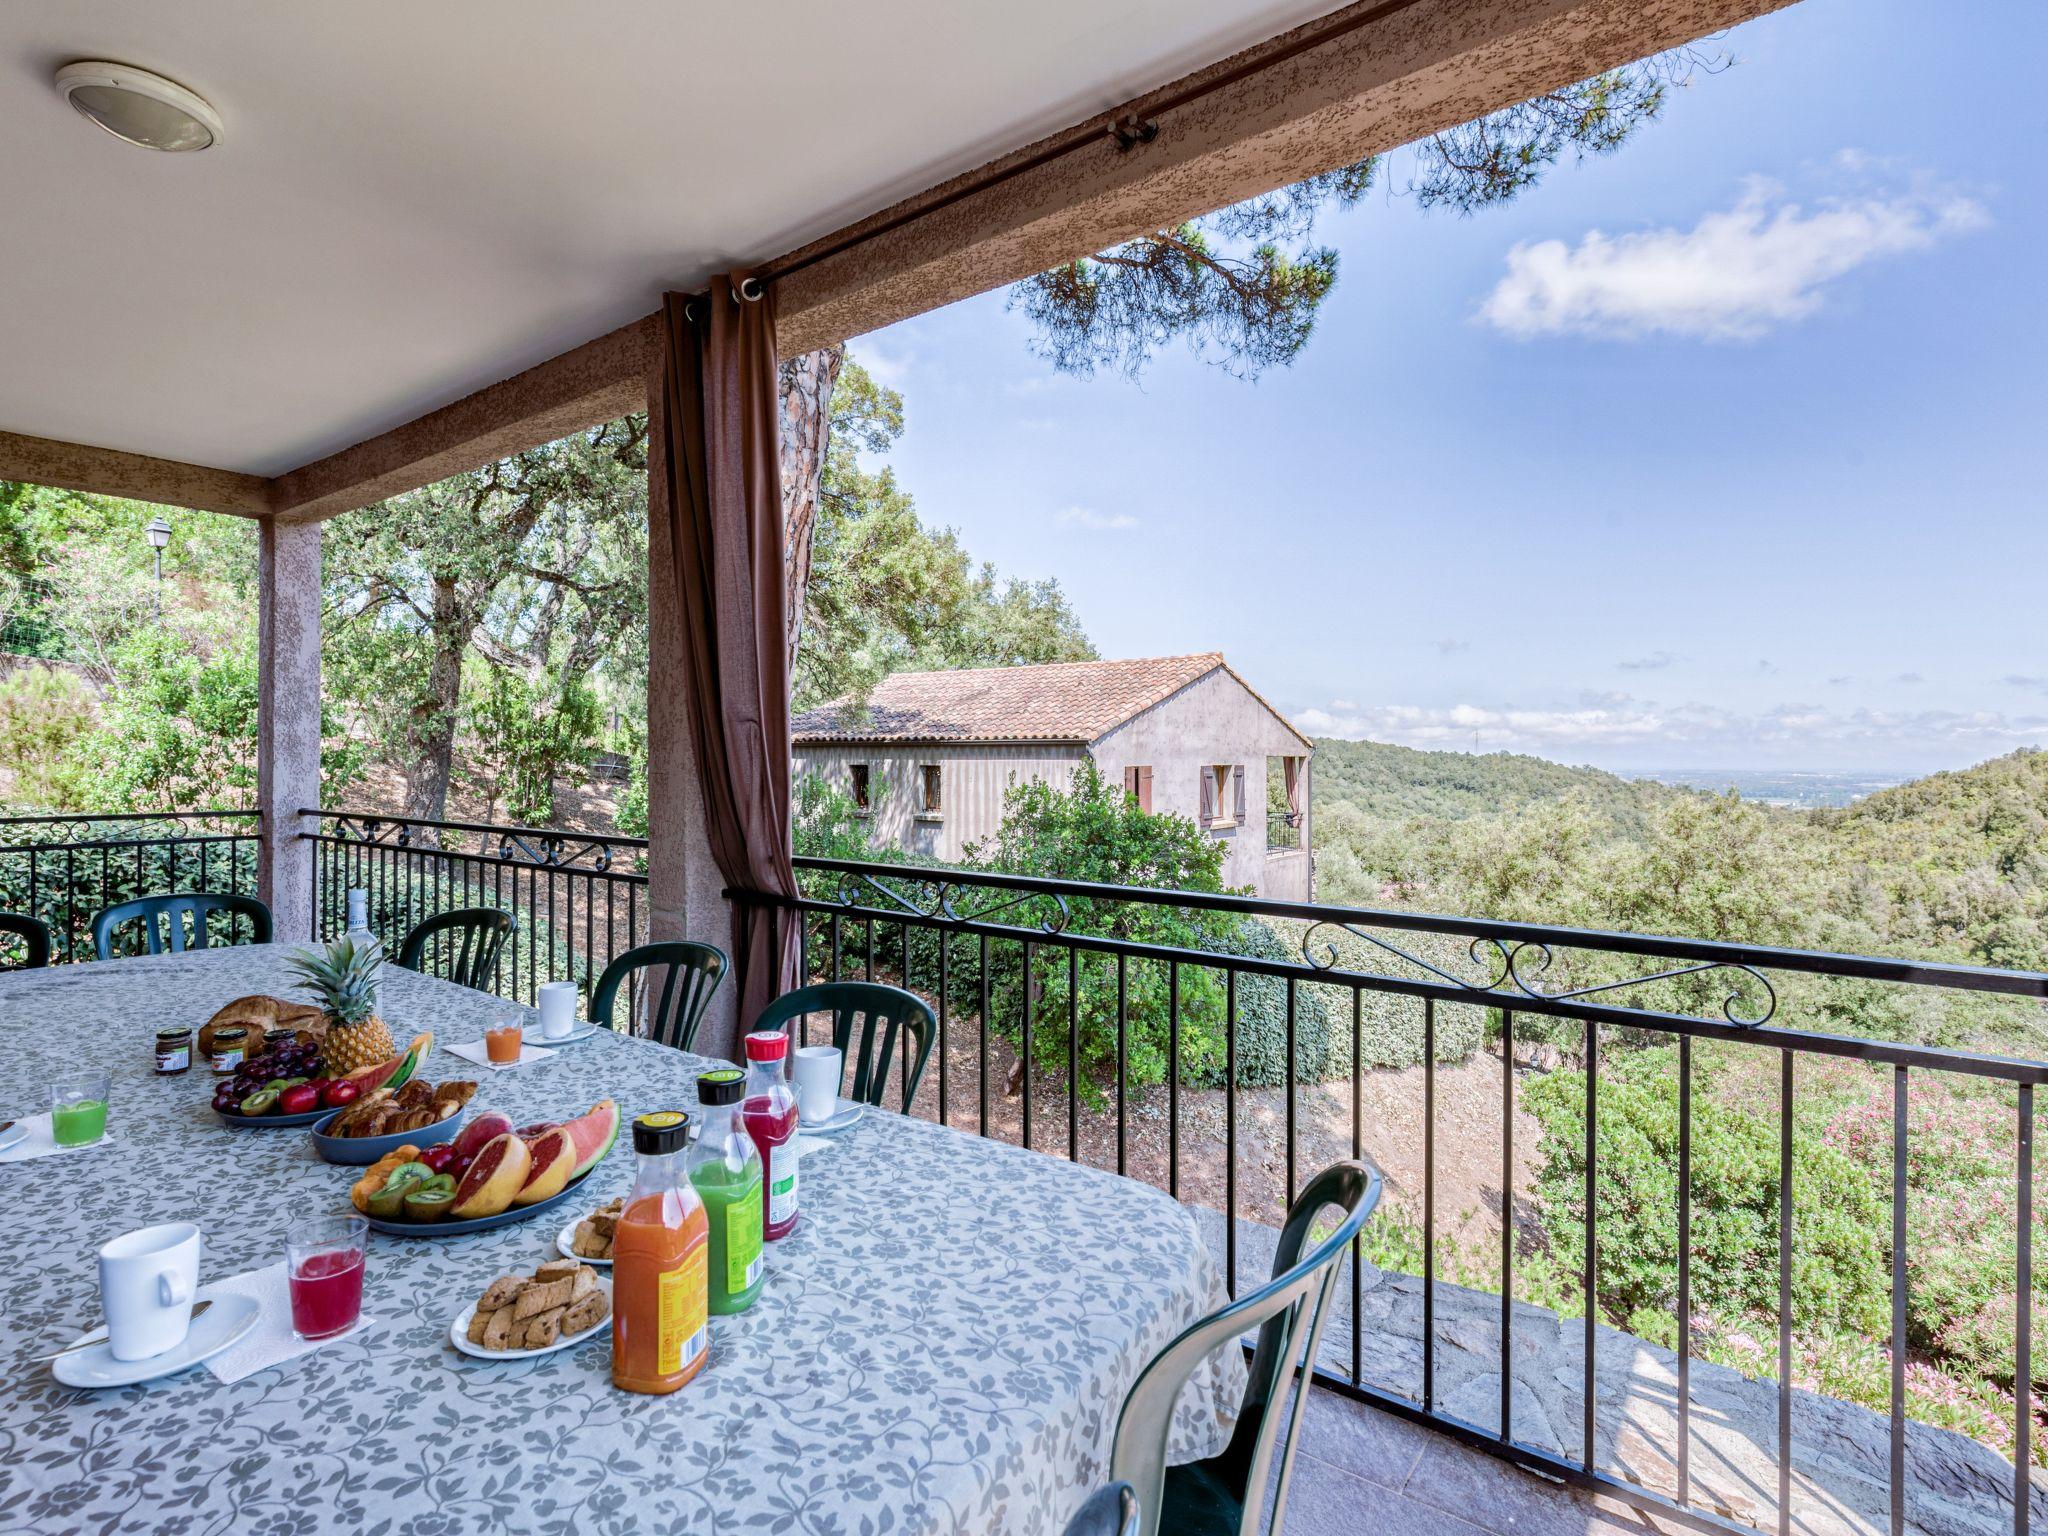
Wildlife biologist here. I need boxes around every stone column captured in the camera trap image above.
[645,370,742,1059]
[256,517,322,943]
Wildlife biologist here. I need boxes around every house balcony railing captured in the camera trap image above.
[1267,808,1303,850]
[6,805,2045,1536]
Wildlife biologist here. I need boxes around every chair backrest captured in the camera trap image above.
[1063,1482,1139,1536]
[395,907,516,990]
[1111,1159,1382,1536]
[749,981,936,1111]
[91,892,273,961]
[589,940,728,1052]
[0,911,52,971]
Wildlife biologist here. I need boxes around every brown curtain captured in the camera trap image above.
[656,280,799,1028]
[1284,756,1302,822]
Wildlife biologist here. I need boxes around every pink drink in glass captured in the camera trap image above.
[287,1216,367,1340]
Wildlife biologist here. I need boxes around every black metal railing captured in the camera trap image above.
[300,810,650,1006]
[735,854,2048,1536]
[0,809,263,964]
[1267,808,1303,850]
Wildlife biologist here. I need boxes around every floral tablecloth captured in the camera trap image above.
[0,945,1242,1535]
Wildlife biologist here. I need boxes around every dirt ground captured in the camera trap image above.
[871,1012,1547,1257]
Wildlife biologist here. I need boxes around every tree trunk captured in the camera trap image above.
[778,344,844,680]
[400,575,468,837]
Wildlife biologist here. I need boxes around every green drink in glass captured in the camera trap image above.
[52,1068,110,1147]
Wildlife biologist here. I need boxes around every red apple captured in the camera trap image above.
[278,1082,321,1116]
[420,1144,457,1174]
[324,1079,361,1109]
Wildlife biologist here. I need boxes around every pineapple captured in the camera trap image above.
[284,936,393,1074]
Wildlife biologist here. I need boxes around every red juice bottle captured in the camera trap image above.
[742,1030,800,1241]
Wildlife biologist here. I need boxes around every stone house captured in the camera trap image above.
[790,653,1313,900]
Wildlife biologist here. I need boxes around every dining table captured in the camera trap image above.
[0,943,1245,1535]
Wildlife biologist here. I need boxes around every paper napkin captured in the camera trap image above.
[445,1039,557,1071]
[203,1262,375,1385]
[0,1113,116,1164]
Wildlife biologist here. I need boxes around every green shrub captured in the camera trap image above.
[0,665,94,808]
[1525,1046,1887,1337]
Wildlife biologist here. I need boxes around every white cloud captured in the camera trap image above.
[1478,173,1987,342]
[1433,638,1471,656]
[1056,506,1138,531]
[1618,651,1682,672]
[1293,698,2048,757]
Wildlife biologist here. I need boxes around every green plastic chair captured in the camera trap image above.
[91,892,273,960]
[0,911,52,971]
[396,907,516,991]
[750,981,936,1111]
[1063,1483,1139,1536]
[1110,1159,1382,1536]
[589,940,728,1052]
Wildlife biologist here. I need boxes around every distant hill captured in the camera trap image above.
[1310,737,1668,832]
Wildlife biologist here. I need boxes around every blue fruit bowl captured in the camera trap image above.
[310,1105,465,1165]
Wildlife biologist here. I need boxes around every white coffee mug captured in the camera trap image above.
[538,980,578,1040]
[793,1045,843,1123]
[98,1222,199,1361]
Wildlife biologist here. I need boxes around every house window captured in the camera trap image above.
[849,763,871,815]
[1121,764,1153,812]
[918,764,943,818]
[1201,764,1245,827]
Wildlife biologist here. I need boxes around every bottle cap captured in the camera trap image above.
[743,1029,788,1063]
[632,1109,693,1155]
[696,1069,745,1107]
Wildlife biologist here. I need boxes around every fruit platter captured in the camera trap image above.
[212,1030,433,1128]
[309,1075,478,1164]
[353,1100,620,1237]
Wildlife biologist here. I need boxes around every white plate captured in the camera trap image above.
[52,1293,260,1388]
[449,1275,611,1360]
[522,1020,600,1047]
[0,1120,26,1154]
[801,1097,865,1134]
[556,1217,612,1268]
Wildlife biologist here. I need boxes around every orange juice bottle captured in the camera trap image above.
[611,1110,709,1394]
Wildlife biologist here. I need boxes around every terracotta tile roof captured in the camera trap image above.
[791,654,1228,744]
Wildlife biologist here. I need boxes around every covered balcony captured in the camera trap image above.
[3,3,2043,1535]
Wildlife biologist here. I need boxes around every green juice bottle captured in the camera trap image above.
[686,1069,766,1315]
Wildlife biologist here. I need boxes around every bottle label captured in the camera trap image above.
[727,1180,764,1293]
[769,1144,799,1227]
[657,1248,707,1374]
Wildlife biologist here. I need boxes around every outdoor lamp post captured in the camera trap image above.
[144,515,172,617]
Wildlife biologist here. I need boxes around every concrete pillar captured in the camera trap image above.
[256,517,322,943]
[645,372,742,1060]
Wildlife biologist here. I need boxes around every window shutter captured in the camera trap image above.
[1233,764,1247,824]
[1199,767,1215,822]
[1123,765,1139,800]
[1138,765,1153,813]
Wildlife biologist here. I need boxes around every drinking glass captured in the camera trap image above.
[286,1214,368,1340]
[52,1068,111,1147]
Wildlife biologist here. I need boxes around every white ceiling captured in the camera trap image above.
[1,1,1339,479]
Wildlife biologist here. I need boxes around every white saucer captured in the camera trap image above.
[556,1217,612,1267]
[450,1276,611,1360]
[522,1021,600,1047]
[51,1293,260,1388]
[0,1120,26,1154]
[801,1097,865,1134]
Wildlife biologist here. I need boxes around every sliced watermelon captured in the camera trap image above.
[340,1031,432,1094]
[562,1099,621,1181]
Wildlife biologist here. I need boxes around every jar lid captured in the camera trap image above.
[696,1068,744,1107]
[743,1029,788,1063]
[156,1026,191,1040]
[632,1109,693,1155]
[213,1026,247,1042]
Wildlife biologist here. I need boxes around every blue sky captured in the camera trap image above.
[850,0,2047,774]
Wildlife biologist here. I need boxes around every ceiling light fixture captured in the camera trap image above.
[55,61,221,152]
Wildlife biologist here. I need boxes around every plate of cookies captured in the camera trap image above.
[451,1259,612,1359]
[557,1197,622,1266]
